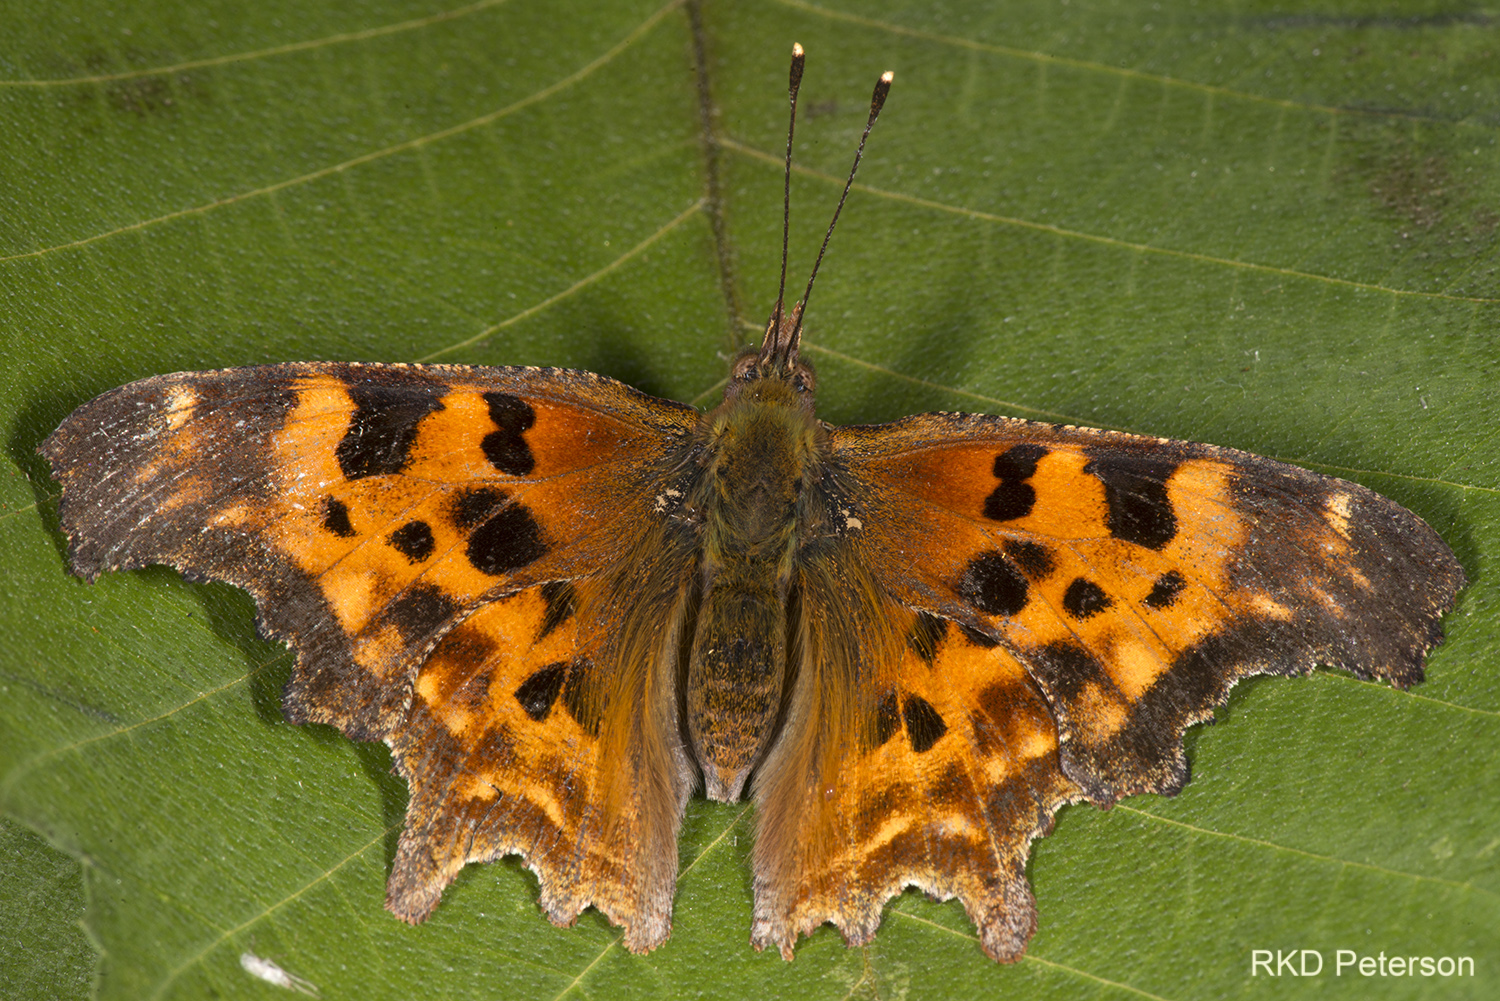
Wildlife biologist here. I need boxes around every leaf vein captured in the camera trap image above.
[889,910,1177,1001]
[723,138,1500,305]
[798,342,1500,497]
[418,198,707,362]
[147,821,400,1000]
[0,656,285,803]
[1116,805,1499,901]
[1,0,513,87]
[0,0,686,266]
[773,0,1490,130]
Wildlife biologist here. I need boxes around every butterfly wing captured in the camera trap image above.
[840,413,1465,801]
[751,412,1464,960]
[391,569,694,950]
[751,560,1081,962]
[42,362,700,950]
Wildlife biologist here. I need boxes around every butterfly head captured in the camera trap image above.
[718,301,818,411]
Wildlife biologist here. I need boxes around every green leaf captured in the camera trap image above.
[0,817,95,1000]
[3,1,1497,999]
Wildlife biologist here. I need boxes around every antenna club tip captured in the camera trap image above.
[870,71,892,113]
[792,42,804,57]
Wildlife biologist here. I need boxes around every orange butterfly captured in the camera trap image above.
[41,47,1464,962]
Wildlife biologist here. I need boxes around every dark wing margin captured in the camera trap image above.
[385,571,695,952]
[1042,449,1466,803]
[39,367,408,721]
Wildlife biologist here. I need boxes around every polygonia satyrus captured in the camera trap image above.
[41,49,1465,962]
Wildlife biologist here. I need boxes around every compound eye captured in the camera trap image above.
[792,364,816,393]
[731,353,759,380]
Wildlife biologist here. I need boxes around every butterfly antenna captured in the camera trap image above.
[769,43,805,344]
[788,69,893,351]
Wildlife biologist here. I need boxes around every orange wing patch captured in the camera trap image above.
[40,50,1470,970]
[263,371,665,721]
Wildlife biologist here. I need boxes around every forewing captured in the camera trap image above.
[43,361,695,735]
[832,412,1466,803]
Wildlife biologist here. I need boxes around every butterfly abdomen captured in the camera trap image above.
[685,379,827,801]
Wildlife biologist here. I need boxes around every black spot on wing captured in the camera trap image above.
[322,496,355,538]
[983,443,1049,521]
[1083,452,1178,550]
[468,503,547,576]
[1002,538,1055,578]
[380,583,459,644]
[966,678,1050,756]
[927,761,969,808]
[1143,569,1186,609]
[902,694,948,753]
[388,520,435,563]
[1062,578,1112,619]
[1026,640,1110,704]
[968,707,1003,756]
[537,581,577,641]
[907,612,948,664]
[958,551,1029,617]
[452,486,504,531]
[973,681,1037,734]
[438,624,498,672]
[482,392,536,476]
[514,662,567,721]
[1057,625,1261,801]
[336,383,445,480]
[874,691,901,747]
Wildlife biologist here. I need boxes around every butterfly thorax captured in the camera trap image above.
[685,370,826,802]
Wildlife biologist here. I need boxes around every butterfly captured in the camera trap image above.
[41,47,1465,963]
